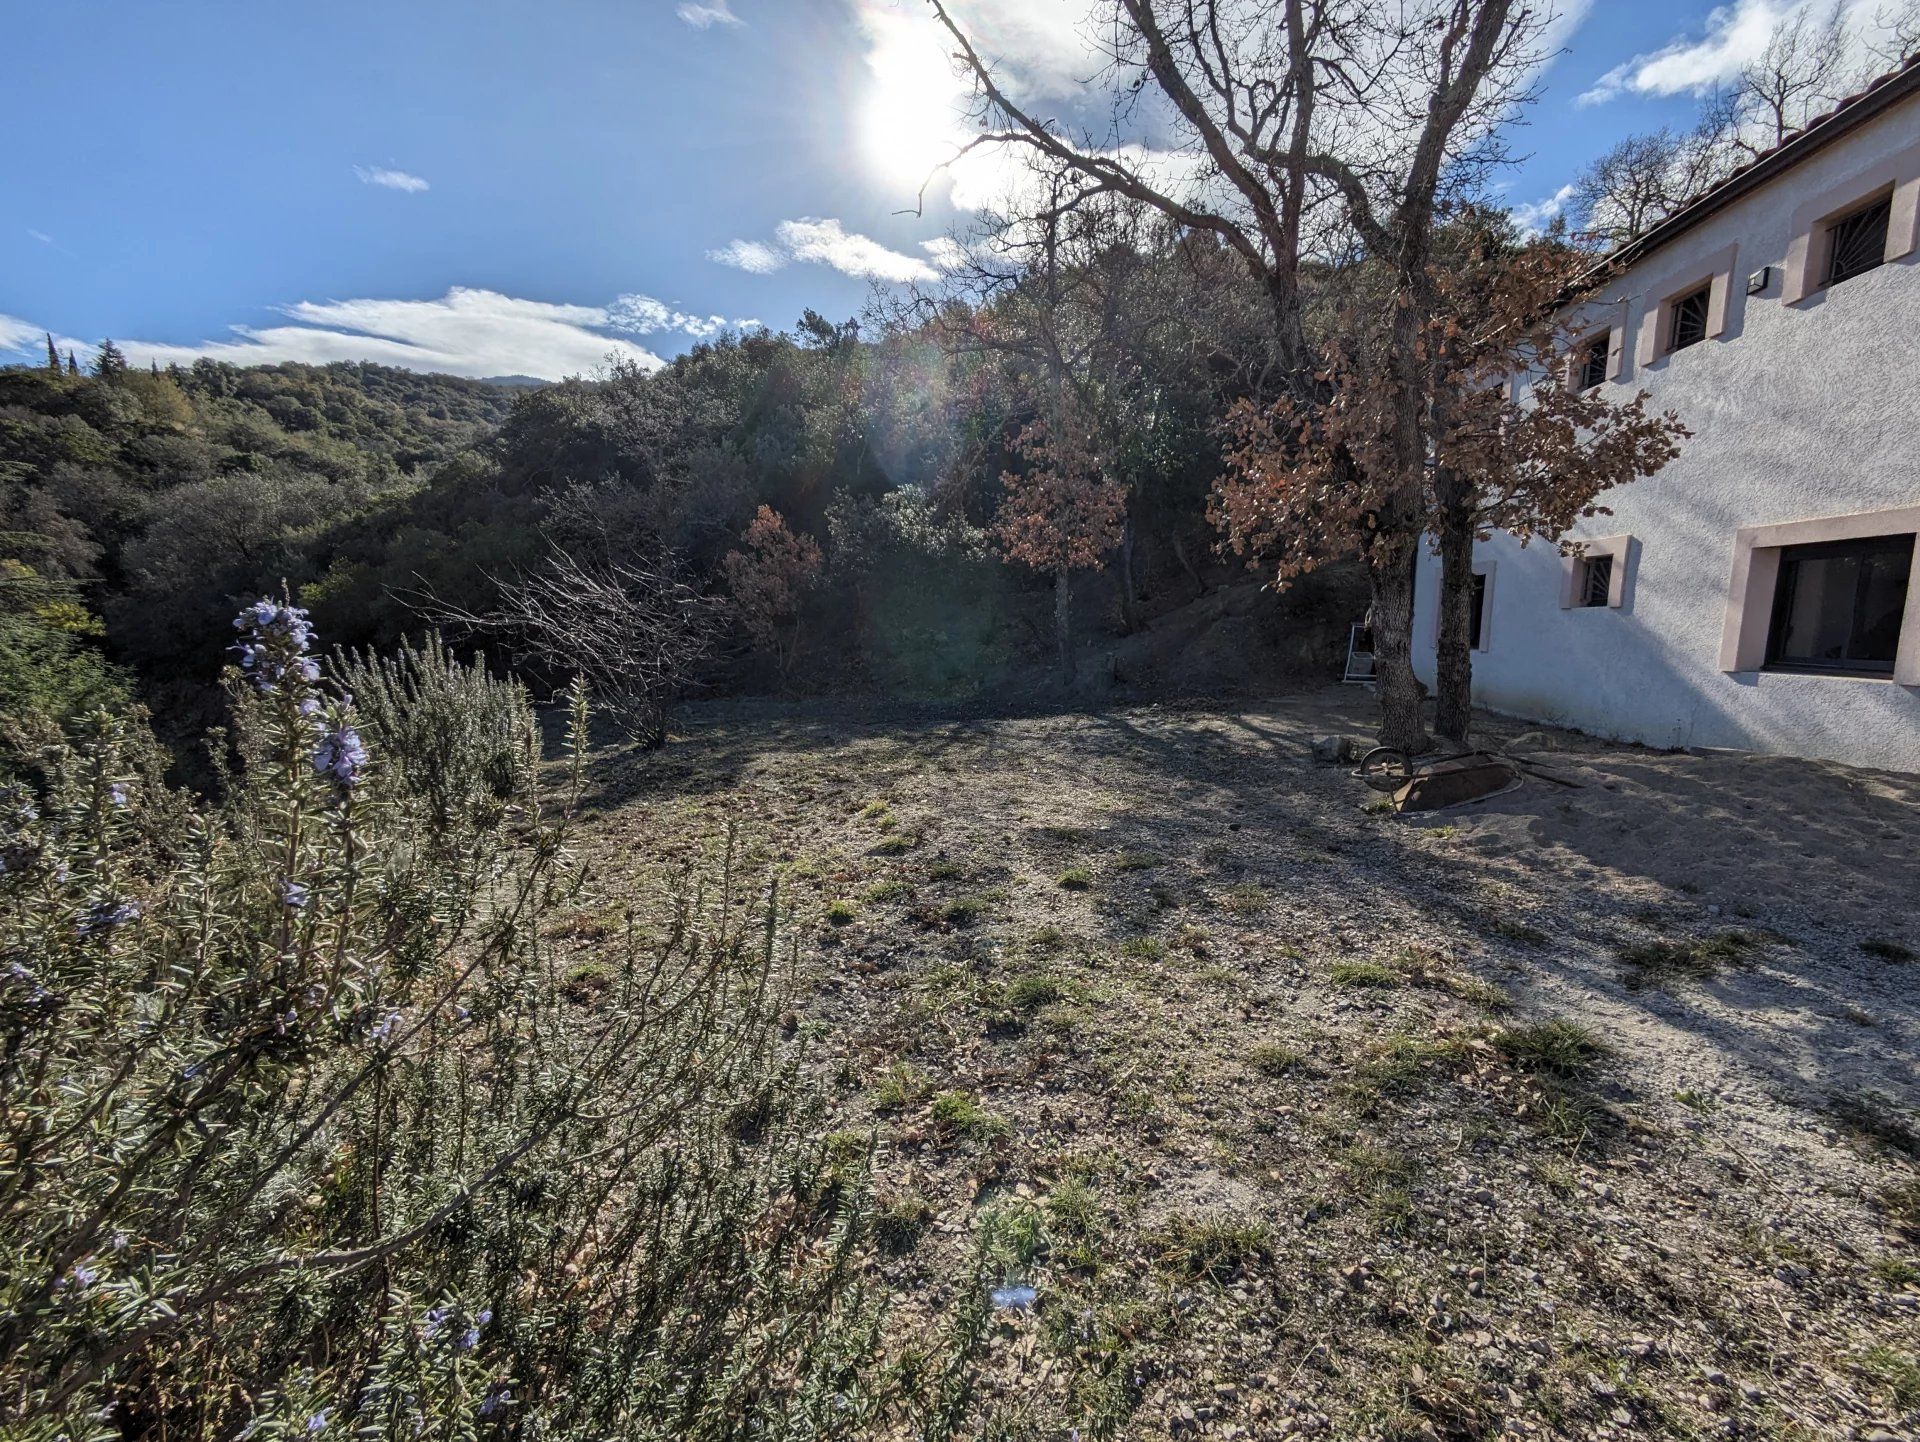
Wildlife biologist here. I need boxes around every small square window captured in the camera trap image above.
[1578,553,1614,608]
[1577,333,1609,390]
[1824,194,1891,288]
[1765,533,1913,675]
[1667,284,1711,353]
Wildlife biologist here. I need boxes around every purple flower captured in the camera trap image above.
[278,879,310,909]
[479,1384,513,1418]
[106,783,128,808]
[422,1304,453,1340]
[313,725,368,787]
[231,600,316,693]
[370,1010,401,1045]
[305,1408,331,1434]
[76,900,140,938]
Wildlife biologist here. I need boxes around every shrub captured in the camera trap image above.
[0,604,931,1439]
[331,630,536,830]
[1494,1020,1608,1076]
[1056,867,1094,891]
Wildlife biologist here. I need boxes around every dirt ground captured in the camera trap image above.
[567,687,1920,1441]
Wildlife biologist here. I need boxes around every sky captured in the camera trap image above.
[1,0,1899,381]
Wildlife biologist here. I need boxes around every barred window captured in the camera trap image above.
[1824,194,1892,288]
[1668,284,1711,353]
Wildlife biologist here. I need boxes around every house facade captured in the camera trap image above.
[1411,57,1920,773]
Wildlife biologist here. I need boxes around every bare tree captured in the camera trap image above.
[426,546,720,746]
[929,0,1552,749]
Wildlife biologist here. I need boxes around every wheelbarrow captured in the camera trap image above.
[1352,746,1524,813]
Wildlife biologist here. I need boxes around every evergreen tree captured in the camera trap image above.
[66,350,79,375]
[93,339,129,378]
[45,333,60,372]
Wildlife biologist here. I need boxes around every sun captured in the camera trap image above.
[858,9,970,191]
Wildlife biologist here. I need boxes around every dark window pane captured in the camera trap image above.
[1578,335,1609,389]
[1825,195,1891,287]
[1581,553,1614,607]
[1766,534,1913,674]
[1669,285,1711,352]
[1469,571,1488,649]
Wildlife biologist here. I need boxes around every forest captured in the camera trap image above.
[4,3,1917,1439]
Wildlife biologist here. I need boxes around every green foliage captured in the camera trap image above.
[1056,866,1094,891]
[1330,960,1400,989]
[0,561,134,761]
[1494,1020,1608,1076]
[928,1091,1012,1144]
[0,622,961,1439]
[331,631,537,830]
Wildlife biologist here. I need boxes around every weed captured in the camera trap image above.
[1028,925,1067,953]
[1121,935,1167,963]
[1151,1214,1268,1283]
[940,894,992,927]
[862,878,912,905]
[1362,796,1396,816]
[1349,1031,1470,1098]
[1174,924,1211,956]
[858,799,893,821]
[978,1198,1049,1272]
[824,899,858,927]
[871,1062,931,1113]
[926,859,966,881]
[1861,937,1916,963]
[1248,1042,1302,1077]
[1330,960,1399,989]
[1112,850,1161,872]
[1871,1255,1920,1287]
[1674,1088,1718,1114]
[1617,931,1760,989]
[875,1192,933,1255]
[1494,1020,1608,1077]
[1221,883,1269,916]
[929,1090,1012,1144]
[1057,867,1095,891]
[1039,823,1090,845]
[1531,1080,1609,1144]
[1860,1345,1920,1410]
[558,959,616,1004]
[1488,917,1549,945]
[1046,1177,1101,1238]
[871,833,918,856]
[1880,1180,1920,1238]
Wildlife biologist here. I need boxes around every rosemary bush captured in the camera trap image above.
[330,632,537,832]
[0,602,934,1439]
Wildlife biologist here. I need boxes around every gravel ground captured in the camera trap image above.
[567,688,1920,1441]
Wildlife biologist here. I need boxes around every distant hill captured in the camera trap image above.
[480,374,552,389]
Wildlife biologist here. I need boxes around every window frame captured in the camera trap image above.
[1576,331,1610,390]
[1822,191,1894,289]
[1781,145,1920,306]
[1762,534,1914,677]
[1559,534,1632,610]
[1666,283,1713,354]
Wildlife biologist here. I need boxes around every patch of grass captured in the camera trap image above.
[1860,1346,1920,1410]
[1531,1080,1609,1144]
[1046,1177,1101,1238]
[824,898,859,927]
[1112,850,1161,872]
[857,799,893,821]
[939,894,993,928]
[1486,917,1548,945]
[1248,1042,1303,1077]
[1173,924,1210,956]
[926,859,966,881]
[1004,971,1068,1012]
[1861,937,1916,963]
[1362,796,1396,816]
[929,1090,1012,1144]
[870,1062,931,1113]
[1348,1031,1471,1098]
[1617,930,1761,989]
[875,1192,933,1255]
[1879,1179,1920,1238]
[1871,1255,1920,1287]
[1027,925,1067,953]
[1330,960,1400,989]
[1038,824,1089,846]
[1120,935,1167,963]
[863,878,912,905]
[1057,867,1095,892]
[1494,1020,1608,1077]
[871,833,918,856]
[1151,1215,1268,1283]
[1674,1088,1718,1114]
[1220,883,1269,917]
[558,959,616,1004]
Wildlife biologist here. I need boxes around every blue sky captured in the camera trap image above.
[0,0,1865,379]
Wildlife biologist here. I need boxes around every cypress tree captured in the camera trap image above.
[45,333,60,372]
[66,350,79,375]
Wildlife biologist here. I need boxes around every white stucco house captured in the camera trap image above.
[1411,55,1920,773]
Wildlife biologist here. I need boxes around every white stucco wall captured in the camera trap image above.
[1412,89,1920,773]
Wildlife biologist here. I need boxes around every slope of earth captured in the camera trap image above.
[563,689,1920,1441]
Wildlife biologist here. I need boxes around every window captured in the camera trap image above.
[1577,553,1614,608]
[1765,534,1913,675]
[1824,193,1892,288]
[1667,283,1711,353]
[1576,332,1609,390]
[1469,571,1489,650]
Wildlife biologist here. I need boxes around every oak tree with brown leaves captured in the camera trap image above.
[722,504,825,685]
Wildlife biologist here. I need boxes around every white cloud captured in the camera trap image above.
[677,1,742,29]
[7,288,718,381]
[1511,182,1577,235]
[604,293,746,339]
[1578,0,1856,104]
[707,238,789,273]
[26,229,53,244]
[0,314,43,353]
[919,237,971,270]
[355,165,431,193]
[774,218,940,282]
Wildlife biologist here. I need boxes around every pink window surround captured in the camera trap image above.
[1780,134,1920,304]
[1717,506,1920,685]
[1560,534,1633,609]
[1561,302,1628,387]
[1633,241,1740,368]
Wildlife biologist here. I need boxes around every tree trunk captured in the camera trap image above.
[1116,516,1141,634]
[1054,569,1076,687]
[1433,477,1477,746]
[1365,533,1428,753]
[1171,531,1208,599]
